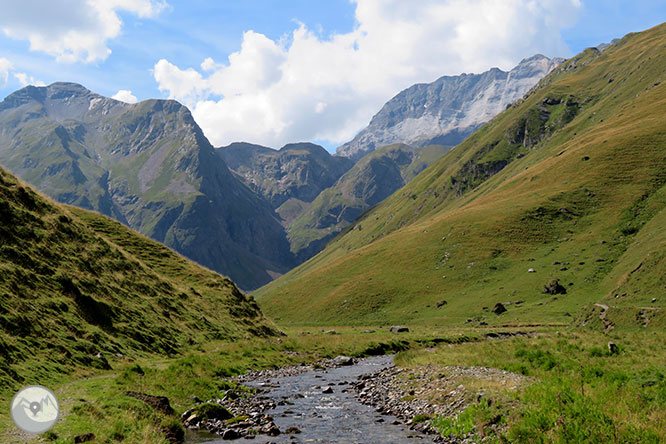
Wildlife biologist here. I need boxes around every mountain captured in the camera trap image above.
[0,164,275,390]
[336,54,563,161]
[287,143,451,258]
[0,83,296,290]
[216,142,353,223]
[255,24,666,329]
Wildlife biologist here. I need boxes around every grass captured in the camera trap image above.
[1,325,485,443]
[0,164,278,432]
[396,328,666,443]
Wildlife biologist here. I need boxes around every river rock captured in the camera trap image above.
[333,355,354,366]
[221,429,240,440]
[390,326,409,333]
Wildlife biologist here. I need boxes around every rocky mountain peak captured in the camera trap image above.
[336,55,563,161]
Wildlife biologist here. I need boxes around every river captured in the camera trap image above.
[187,355,432,444]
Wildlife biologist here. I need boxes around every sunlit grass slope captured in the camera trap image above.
[0,165,275,395]
[256,23,666,327]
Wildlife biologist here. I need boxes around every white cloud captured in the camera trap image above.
[0,58,12,87]
[111,89,138,103]
[0,0,167,63]
[14,72,46,87]
[154,0,582,148]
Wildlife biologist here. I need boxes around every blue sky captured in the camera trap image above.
[1,1,665,150]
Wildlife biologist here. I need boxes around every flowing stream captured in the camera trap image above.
[188,355,432,444]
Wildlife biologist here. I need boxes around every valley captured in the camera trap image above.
[0,12,664,444]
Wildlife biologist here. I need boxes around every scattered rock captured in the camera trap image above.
[390,326,409,333]
[285,426,301,434]
[125,391,174,415]
[528,268,536,273]
[436,300,448,308]
[492,303,507,315]
[73,433,95,443]
[221,429,240,440]
[652,298,657,303]
[543,278,567,295]
[362,329,376,333]
[608,342,619,355]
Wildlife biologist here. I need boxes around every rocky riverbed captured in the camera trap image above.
[181,355,531,443]
[353,364,532,443]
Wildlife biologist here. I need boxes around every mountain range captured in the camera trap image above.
[256,24,666,329]
[0,83,295,290]
[0,55,562,290]
[216,142,353,224]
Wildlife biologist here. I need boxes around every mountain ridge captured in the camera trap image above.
[255,24,666,329]
[336,54,563,160]
[0,82,296,290]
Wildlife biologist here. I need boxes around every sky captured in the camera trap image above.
[0,0,665,152]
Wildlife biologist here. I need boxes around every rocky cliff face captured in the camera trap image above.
[216,142,353,222]
[0,82,295,290]
[336,55,563,161]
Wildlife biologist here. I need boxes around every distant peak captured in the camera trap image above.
[520,54,549,63]
[280,142,327,153]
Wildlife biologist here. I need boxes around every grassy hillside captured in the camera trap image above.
[0,165,275,396]
[287,143,450,258]
[256,24,666,328]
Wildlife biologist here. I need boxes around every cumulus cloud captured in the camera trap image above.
[154,0,582,148]
[0,0,167,63]
[0,58,11,87]
[14,72,46,87]
[111,89,138,103]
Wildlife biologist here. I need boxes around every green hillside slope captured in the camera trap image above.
[255,24,666,328]
[0,165,275,393]
[287,143,450,259]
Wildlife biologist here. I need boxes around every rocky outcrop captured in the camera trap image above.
[337,55,563,161]
[217,142,353,214]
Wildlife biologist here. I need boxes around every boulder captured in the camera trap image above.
[221,429,240,440]
[322,386,334,394]
[492,303,507,315]
[543,278,567,295]
[390,326,409,333]
[608,342,619,355]
[333,355,354,366]
[436,300,448,308]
